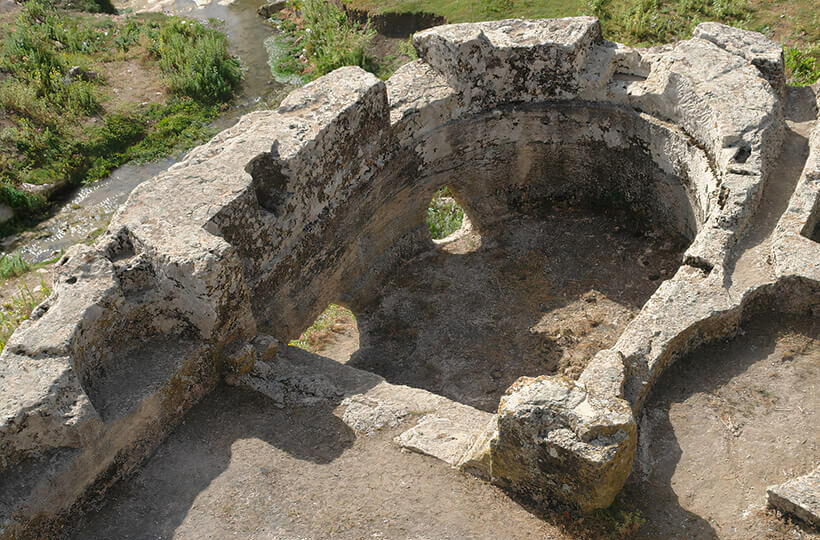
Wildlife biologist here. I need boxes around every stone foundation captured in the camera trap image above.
[1,17,817,538]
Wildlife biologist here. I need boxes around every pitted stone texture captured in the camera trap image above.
[0,18,796,534]
[413,17,604,105]
[490,376,636,511]
[386,60,459,145]
[635,38,781,177]
[693,22,785,99]
[577,350,626,399]
[0,355,101,470]
[767,466,820,528]
[412,18,783,270]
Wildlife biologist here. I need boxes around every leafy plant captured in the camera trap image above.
[0,252,30,280]
[785,45,820,86]
[154,20,243,104]
[271,0,375,81]
[426,188,465,239]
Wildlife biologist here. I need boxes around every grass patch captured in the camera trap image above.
[0,279,51,354]
[586,0,749,46]
[785,44,820,85]
[0,1,240,229]
[153,19,242,104]
[270,0,375,82]
[290,303,356,351]
[426,188,464,239]
[0,252,30,279]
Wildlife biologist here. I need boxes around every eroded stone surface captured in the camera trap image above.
[767,466,820,528]
[491,376,636,512]
[693,21,785,99]
[0,17,814,537]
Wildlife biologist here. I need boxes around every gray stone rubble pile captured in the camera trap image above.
[0,17,817,538]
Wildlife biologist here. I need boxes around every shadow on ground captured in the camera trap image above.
[628,312,819,539]
[349,210,683,412]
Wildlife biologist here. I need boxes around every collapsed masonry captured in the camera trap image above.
[1,17,818,538]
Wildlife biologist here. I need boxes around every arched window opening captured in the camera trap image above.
[290,304,359,363]
[426,187,465,240]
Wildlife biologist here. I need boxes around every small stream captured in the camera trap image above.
[2,0,296,263]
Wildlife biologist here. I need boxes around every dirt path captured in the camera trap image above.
[74,385,570,540]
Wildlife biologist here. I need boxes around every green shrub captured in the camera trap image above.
[127,100,219,161]
[301,0,375,75]
[0,185,47,213]
[155,20,242,103]
[274,0,375,80]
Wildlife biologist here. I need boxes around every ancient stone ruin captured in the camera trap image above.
[1,16,818,538]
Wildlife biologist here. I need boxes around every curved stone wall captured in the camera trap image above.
[1,16,814,538]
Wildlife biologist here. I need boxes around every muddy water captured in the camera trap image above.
[1,0,296,263]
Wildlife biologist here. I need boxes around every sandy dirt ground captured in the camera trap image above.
[348,210,683,412]
[629,313,819,540]
[71,312,819,540]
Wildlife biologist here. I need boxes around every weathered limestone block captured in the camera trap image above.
[618,266,737,411]
[457,417,497,479]
[773,122,820,282]
[767,466,820,528]
[413,17,604,105]
[0,247,111,470]
[0,17,799,535]
[577,350,626,399]
[633,38,781,170]
[395,414,486,467]
[386,60,459,146]
[490,376,636,511]
[693,22,786,100]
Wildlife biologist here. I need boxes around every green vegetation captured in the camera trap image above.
[290,303,357,351]
[339,0,818,84]
[586,0,748,45]
[0,280,51,354]
[784,45,820,86]
[427,188,465,240]
[0,252,29,279]
[271,0,375,82]
[154,20,242,103]
[0,1,241,232]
